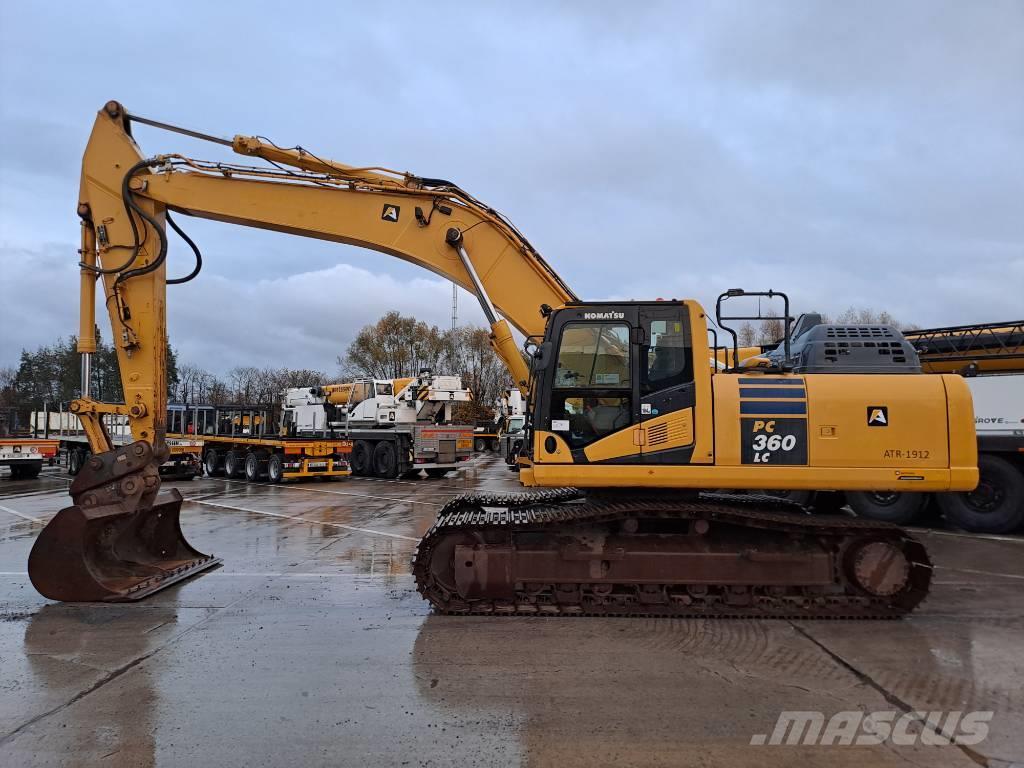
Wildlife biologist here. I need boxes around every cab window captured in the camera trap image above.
[642,316,692,395]
[555,323,631,389]
[375,382,392,396]
[350,382,371,404]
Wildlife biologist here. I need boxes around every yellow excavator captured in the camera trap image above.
[28,102,979,617]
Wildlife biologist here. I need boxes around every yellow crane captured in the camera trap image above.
[28,102,978,617]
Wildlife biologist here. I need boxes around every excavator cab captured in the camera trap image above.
[528,301,702,467]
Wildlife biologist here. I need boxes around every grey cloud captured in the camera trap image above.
[1,1,1021,374]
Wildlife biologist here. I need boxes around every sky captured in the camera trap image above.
[1,1,1021,374]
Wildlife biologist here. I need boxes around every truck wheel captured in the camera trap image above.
[18,460,42,479]
[846,491,926,525]
[489,439,500,452]
[425,468,449,479]
[267,454,285,484]
[474,438,487,453]
[937,455,1024,534]
[244,451,267,482]
[204,448,223,477]
[224,450,244,479]
[351,441,372,476]
[68,448,85,476]
[372,441,398,478]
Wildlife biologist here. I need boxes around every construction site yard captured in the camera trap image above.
[1,455,1022,768]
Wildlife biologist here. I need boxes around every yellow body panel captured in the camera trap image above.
[942,373,979,473]
[532,369,977,492]
[583,423,642,463]
[529,464,970,491]
[580,408,695,463]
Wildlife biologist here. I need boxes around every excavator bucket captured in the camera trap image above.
[28,441,220,602]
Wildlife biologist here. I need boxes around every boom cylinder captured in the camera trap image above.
[77,217,98,397]
[446,228,530,393]
[447,228,498,324]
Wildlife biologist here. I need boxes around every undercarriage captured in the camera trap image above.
[413,489,931,618]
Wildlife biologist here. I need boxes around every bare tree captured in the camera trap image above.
[341,311,447,379]
[442,327,507,420]
[737,322,757,348]
[756,310,784,346]
[0,366,16,408]
[834,306,915,331]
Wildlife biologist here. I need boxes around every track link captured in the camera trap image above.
[412,489,931,619]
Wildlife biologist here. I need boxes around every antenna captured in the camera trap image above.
[451,282,458,331]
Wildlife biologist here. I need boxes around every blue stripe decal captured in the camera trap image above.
[739,388,806,399]
[739,401,807,415]
[737,378,804,385]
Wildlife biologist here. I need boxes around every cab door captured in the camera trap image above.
[637,304,697,464]
[540,308,643,463]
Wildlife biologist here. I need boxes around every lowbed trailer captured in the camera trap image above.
[168,405,351,483]
[31,407,202,478]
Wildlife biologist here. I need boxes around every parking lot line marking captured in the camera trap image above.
[186,497,419,541]
[216,478,443,506]
[934,565,1024,580]
[0,503,42,523]
[914,528,1024,544]
[0,488,71,501]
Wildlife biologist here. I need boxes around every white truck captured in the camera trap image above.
[283,370,475,478]
[473,388,526,453]
[491,389,528,469]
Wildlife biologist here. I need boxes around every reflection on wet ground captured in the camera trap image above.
[1,458,1023,767]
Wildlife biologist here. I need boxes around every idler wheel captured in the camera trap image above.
[849,541,910,597]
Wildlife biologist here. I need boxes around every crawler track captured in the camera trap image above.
[412,490,931,619]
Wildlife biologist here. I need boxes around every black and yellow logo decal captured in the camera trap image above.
[381,204,400,222]
[741,418,807,465]
[867,406,888,427]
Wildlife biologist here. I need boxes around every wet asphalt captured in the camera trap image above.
[0,456,1022,767]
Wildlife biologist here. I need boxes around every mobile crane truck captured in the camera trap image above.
[28,102,977,617]
[282,370,474,478]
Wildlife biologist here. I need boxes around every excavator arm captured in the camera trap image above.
[28,101,575,602]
